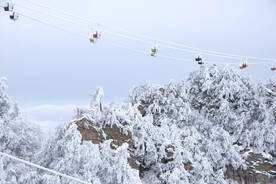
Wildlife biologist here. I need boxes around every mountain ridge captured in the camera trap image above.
[0,66,275,183]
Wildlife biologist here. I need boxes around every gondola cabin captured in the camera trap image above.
[4,3,13,11]
[10,12,19,21]
[89,38,95,43]
[93,31,101,39]
[239,62,244,69]
[242,63,248,68]
[151,45,158,57]
[89,31,101,43]
[195,54,203,65]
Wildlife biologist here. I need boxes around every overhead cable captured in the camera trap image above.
[20,0,276,62]
[0,151,92,184]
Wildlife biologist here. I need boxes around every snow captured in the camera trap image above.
[0,66,275,183]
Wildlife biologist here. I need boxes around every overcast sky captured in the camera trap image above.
[1,0,276,131]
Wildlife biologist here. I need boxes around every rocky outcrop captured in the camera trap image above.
[68,116,139,170]
[69,116,195,174]
[69,116,276,183]
[225,153,276,184]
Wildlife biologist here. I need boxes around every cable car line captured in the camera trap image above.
[2,7,265,67]
[21,0,98,25]
[19,0,276,62]
[16,11,88,38]
[15,3,200,55]
[16,0,245,59]
[6,10,276,67]
[0,151,92,184]
[14,10,242,65]
[14,11,203,64]
[13,2,276,64]
[2,2,276,69]
[14,3,218,58]
[15,3,94,30]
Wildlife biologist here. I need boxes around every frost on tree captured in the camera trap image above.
[0,77,10,119]
[0,68,275,184]
[36,124,102,184]
[243,76,276,155]
[187,66,260,138]
[128,66,275,183]
[0,77,45,183]
[89,86,104,111]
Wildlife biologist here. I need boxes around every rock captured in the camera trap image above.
[138,105,146,117]
[183,161,194,172]
[68,116,139,170]
[155,143,194,173]
[72,116,103,144]
[159,88,165,95]
[225,153,276,184]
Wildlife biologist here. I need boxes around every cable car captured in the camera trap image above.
[271,65,276,71]
[89,30,101,43]
[239,62,243,69]
[10,12,19,21]
[239,60,247,69]
[151,45,158,57]
[4,3,13,11]
[93,30,101,39]
[195,54,203,65]
[242,62,248,68]
[89,37,95,43]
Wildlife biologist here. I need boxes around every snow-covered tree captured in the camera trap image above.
[0,157,6,183]
[36,124,101,184]
[241,76,276,155]
[187,66,260,138]
[97,141,141,184]
[0,77,45,183]
[1,67,275,184]
[89,86,104,111]
[0,77,11,119]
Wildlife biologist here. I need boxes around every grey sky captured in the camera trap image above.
[1,0,276,127]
